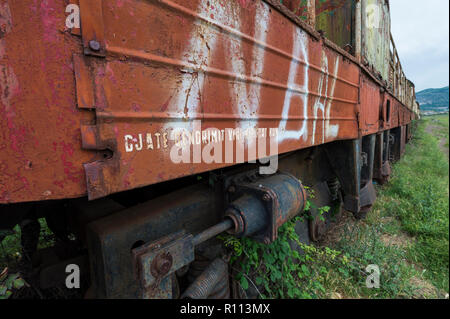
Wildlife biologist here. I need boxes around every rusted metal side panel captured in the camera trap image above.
[392,101,398,128]
[315,0,355,51]
[388,58,395,89]
[380,91,392,131]
[0,0,416,204]
[361,0,390,81]
[78,0,360,200]
[379,90,414,132]
[400,104,410,126]
[280,0,316,27]
[398,101,406,126]
[0,0,95,204]
[399,104,405,126]
[281,0,309,21]
[359,73,382,135]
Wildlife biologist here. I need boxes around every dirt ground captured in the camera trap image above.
[426,123,449,157]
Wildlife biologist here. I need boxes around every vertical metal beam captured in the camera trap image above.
[355,0,362,61]
[360,0,367,62]
[79,0,105,57]
[307,0,316,28]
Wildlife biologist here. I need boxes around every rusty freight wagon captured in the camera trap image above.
[0,0,419,298]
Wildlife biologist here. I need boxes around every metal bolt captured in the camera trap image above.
[89,40,101,51]
[155,258,171,274]
[151,252,173,277]
[262,193,271,202]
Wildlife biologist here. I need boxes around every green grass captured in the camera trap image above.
[427,114,449,150]
[228,116,448,299]
[1,116,448,299]
[330,222,423,298]
[330,115,449,297]
[0,219,54,270]
[0,226,22,270]
[383,116,448,291]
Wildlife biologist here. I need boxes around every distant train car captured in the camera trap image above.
[0,0,419,298]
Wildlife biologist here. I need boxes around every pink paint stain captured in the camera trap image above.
[160,96,173,112]
[53,180,64,189]
[176,15,187,26]
[0,5,25,157]
[123,166,134,188]
[237,0,252,8]
[40,0,58,43]
[113,126,120,139]
[59,142,82,183]
[132,103,141,112]
[106,64,118,85]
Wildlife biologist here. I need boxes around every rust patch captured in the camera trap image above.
[0,0,418,203]
[79,0,105,56]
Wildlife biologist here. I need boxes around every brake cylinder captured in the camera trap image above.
[225,172,307,243]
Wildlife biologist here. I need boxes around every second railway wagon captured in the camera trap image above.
[0,0,419,298]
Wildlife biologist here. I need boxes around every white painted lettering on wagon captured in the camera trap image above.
[227,1,270,131]
[162,0,340,149]
[311,52,340,145]
[163,1,271,133]
[164,0,225,133]
[125,132,169,153]
[311,52,329,145]
[325,57,340,140]
[278,27,309,143]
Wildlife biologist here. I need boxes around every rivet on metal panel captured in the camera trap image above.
[89,40,101,52]
[151,252,173,278]
[79,0,105,57]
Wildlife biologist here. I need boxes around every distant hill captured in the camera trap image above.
[417,86,449,113]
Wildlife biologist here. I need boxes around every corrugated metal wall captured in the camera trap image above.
[315,0,356,51]
[281,0,309,21]
[361,0,390,81]
[278,0,418,113]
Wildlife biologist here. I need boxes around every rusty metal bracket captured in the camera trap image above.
[85,184,219,298]
[80,123,120,200]
[88,171,305,298]
[132,231,195,299]
[128,169,310,299]
[224,170,307,243]
[73,54,95,109]
[74,54,121,200]
[79,0,105,57]
[131,219,235,299]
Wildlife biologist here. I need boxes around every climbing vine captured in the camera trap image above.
[220,217,362,299]
[0,268,25,299]
[219,189,361,299]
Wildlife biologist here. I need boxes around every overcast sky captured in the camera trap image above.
[389,0,449,92]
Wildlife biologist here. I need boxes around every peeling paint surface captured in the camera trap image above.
[0,0,417,202]
[0,0,94,203]
[315,0,355,50]
[77,0,362,199]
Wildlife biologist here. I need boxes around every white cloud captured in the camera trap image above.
[389,0,449,91]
